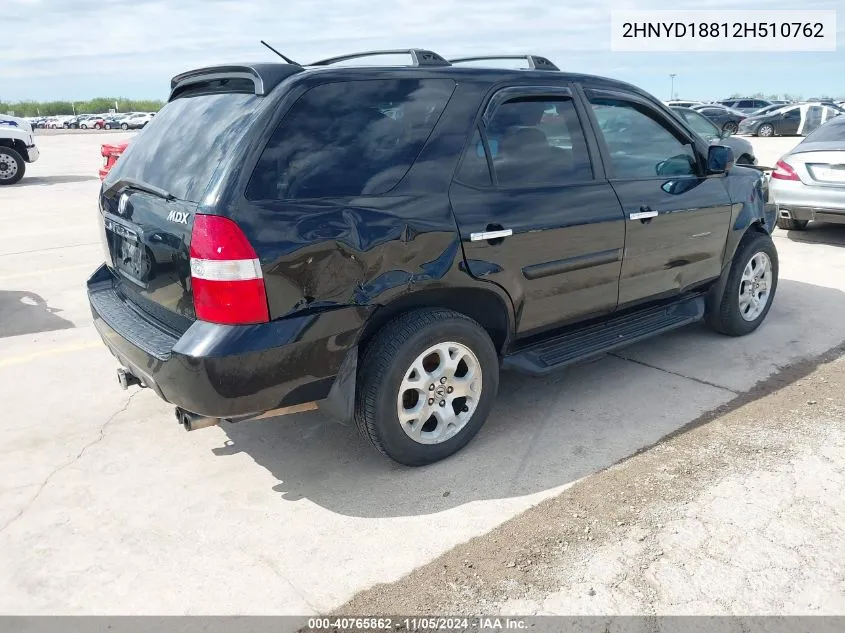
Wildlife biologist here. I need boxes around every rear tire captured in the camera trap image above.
[0,147,25,185]
[707,232,778,336]
[776,217,808,231]
[723,121,738,135]
[758,124,775,137]
[121,123,129,130]
[354,309,499,466]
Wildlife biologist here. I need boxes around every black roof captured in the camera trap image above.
[168,50,659,105]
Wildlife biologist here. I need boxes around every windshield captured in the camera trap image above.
[104,91,266,202]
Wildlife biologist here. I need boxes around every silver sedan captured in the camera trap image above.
[771,116,845,231]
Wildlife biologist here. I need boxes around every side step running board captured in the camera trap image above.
[503,295,705,376]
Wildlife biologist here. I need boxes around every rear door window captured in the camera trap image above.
[246,78,455,200]
[485,97,593,187]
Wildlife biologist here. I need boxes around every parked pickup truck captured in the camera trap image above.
[0,115,39,185]
[88,50,779,466]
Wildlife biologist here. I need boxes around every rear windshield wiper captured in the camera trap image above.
[103,176,175,201]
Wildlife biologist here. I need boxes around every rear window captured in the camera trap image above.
[246,78,455,200]
[103,90,266,202]
[802,118,845,143]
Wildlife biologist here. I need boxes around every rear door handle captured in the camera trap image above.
[471,229,513,242]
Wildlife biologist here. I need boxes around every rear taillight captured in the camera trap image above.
[772,160,800,181]
[189,214,269,325]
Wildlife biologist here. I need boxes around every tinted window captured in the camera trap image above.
[246,78,454,200]
[104,90,266,202]
[590,98,697,179]
[802,117,845,143]
[676,108,720,140]
[484,97,592,187]
[699,108,723,116]
[737,100,754,109]
[455,127,492,187]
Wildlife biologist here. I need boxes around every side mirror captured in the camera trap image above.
[707,145,735,174]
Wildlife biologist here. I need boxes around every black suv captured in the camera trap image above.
[88,49,778,466]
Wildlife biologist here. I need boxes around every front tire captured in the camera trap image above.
[0,147,25,185]
[707,232,778,336]
[355,309,499,466]
[121,123,129,130]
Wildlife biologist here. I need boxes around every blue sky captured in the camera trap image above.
[3,0,843,102]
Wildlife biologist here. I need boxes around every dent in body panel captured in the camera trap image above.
[721,166,774,265]
[235,195,467,318]
[613,176,732,305]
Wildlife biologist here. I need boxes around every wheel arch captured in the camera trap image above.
[0,137,27,156]
[357,287,513,356]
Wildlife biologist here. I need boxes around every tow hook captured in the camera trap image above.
[117,367,142,390]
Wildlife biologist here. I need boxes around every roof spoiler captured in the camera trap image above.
[449,55,559,71]
[308,49,451,67]
[169,64,303,100]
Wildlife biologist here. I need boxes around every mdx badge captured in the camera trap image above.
[167,210,189,225]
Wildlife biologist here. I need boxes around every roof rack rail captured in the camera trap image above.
[448,55,559,71]
[308,49,451,67]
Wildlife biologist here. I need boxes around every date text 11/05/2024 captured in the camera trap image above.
[305,617,527,631]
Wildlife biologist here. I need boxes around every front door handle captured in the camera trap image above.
[471,228,513,242]
[629,209,658,221]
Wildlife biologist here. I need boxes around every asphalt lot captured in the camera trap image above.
[1,132,844,615]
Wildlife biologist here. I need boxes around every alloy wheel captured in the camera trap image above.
[739,252,773,321]
[396,342,482,445]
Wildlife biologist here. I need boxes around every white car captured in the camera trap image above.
[123,113,155,129]
[665,100,706,109]
[0,115,40,185]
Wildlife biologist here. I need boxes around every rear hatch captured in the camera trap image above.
[99,82,269,333]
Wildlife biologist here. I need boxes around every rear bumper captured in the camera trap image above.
[778,205,845,224]
[771,179,845,222]
[87,264,370,418]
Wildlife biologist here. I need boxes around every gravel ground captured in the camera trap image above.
[336,347,845,616]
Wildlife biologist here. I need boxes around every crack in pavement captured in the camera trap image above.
[610,353,739,394]
[0,391,138,535]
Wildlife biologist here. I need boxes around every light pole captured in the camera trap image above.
[669,74,677,100]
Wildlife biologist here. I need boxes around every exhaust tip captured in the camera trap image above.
[176,407,220,432]
[779,209,792,219]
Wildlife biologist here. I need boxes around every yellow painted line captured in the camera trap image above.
[0,340,102,368]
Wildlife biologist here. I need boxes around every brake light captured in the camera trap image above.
[189,214,269,324]
[772,160,800,181]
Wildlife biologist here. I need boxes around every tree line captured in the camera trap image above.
[1,98,165,117]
